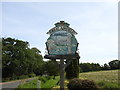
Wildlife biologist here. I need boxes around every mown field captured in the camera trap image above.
[79,70,119,83]
[79,70,120,88]
[17,70,120,89]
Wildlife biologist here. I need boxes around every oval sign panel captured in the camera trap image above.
[45,21,79,59]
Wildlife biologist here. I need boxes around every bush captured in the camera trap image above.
[45,75,52,80]
[17,79,37,88]
[2,77,12,82]
[67,78,98,90]
[65,59,79,80]
[38,76,47,83]
[10,75,18,80]
[18,75,29,79]
[28,73,36,78]
[38,76,53,83]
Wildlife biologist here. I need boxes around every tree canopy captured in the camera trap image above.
[2,37,44,80]
[108,60,120,70]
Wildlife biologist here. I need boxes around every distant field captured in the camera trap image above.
[79,70,119,83]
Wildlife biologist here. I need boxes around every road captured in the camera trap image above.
[1,78,35,89]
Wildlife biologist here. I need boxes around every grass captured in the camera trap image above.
[97,81,120,88]
[52,80,69,90]
[17,70,120,89]
[53,70,120,89]
[17,79,37,88]
[41,76,59,88]
[17,76,60,89]
[79,69,120,88]
[79,70,119,83]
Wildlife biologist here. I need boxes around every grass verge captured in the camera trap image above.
[17,76,60,89]
[17,79,37,88]
[17,70,120,89]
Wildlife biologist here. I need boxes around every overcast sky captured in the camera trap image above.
[2,2,118,65]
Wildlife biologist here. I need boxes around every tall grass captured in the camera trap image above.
[41,76,59,88]
[17,76,60,89]
[17,79,37,88]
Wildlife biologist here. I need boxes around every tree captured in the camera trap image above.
[29,47,43,75]
[79,63,92,72]
[2,37,29,78]
[79,63,101,72]
[108,60,120,70]
[91,63,101,71]
[65,59,79,80]
[102,63,110,70]
[44,60,59,79]
[2,37,44,80]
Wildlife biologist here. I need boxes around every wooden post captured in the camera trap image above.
[60,59,64,90]
[37,80,41,90]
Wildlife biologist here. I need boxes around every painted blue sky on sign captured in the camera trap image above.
[2,2,118,65]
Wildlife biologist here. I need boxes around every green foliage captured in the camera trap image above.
[33,61,45,76]
[18,76,60,89]
[65,59,79,79]
[73,59,79,78]
[10,74,18,80]
[2,37,44,81]
[108,60,120,70]
[67,78,98,90]
[2,37,29,78]
[28,73,36,78]
[80,63,101,72]
[18,79,37,88]
[79,60,120,72]
[38,76,54,83]
[38,76,48,83]
[18,75,29,79]
[41,76,60,88]
[101,63,110,70]
[44,60,60,77]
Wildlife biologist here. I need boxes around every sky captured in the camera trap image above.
[1,2,118,65]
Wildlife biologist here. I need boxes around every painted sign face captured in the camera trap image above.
[46,30,78,55]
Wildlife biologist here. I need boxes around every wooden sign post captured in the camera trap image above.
[60,59,64,90]
[44,21,80,90]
